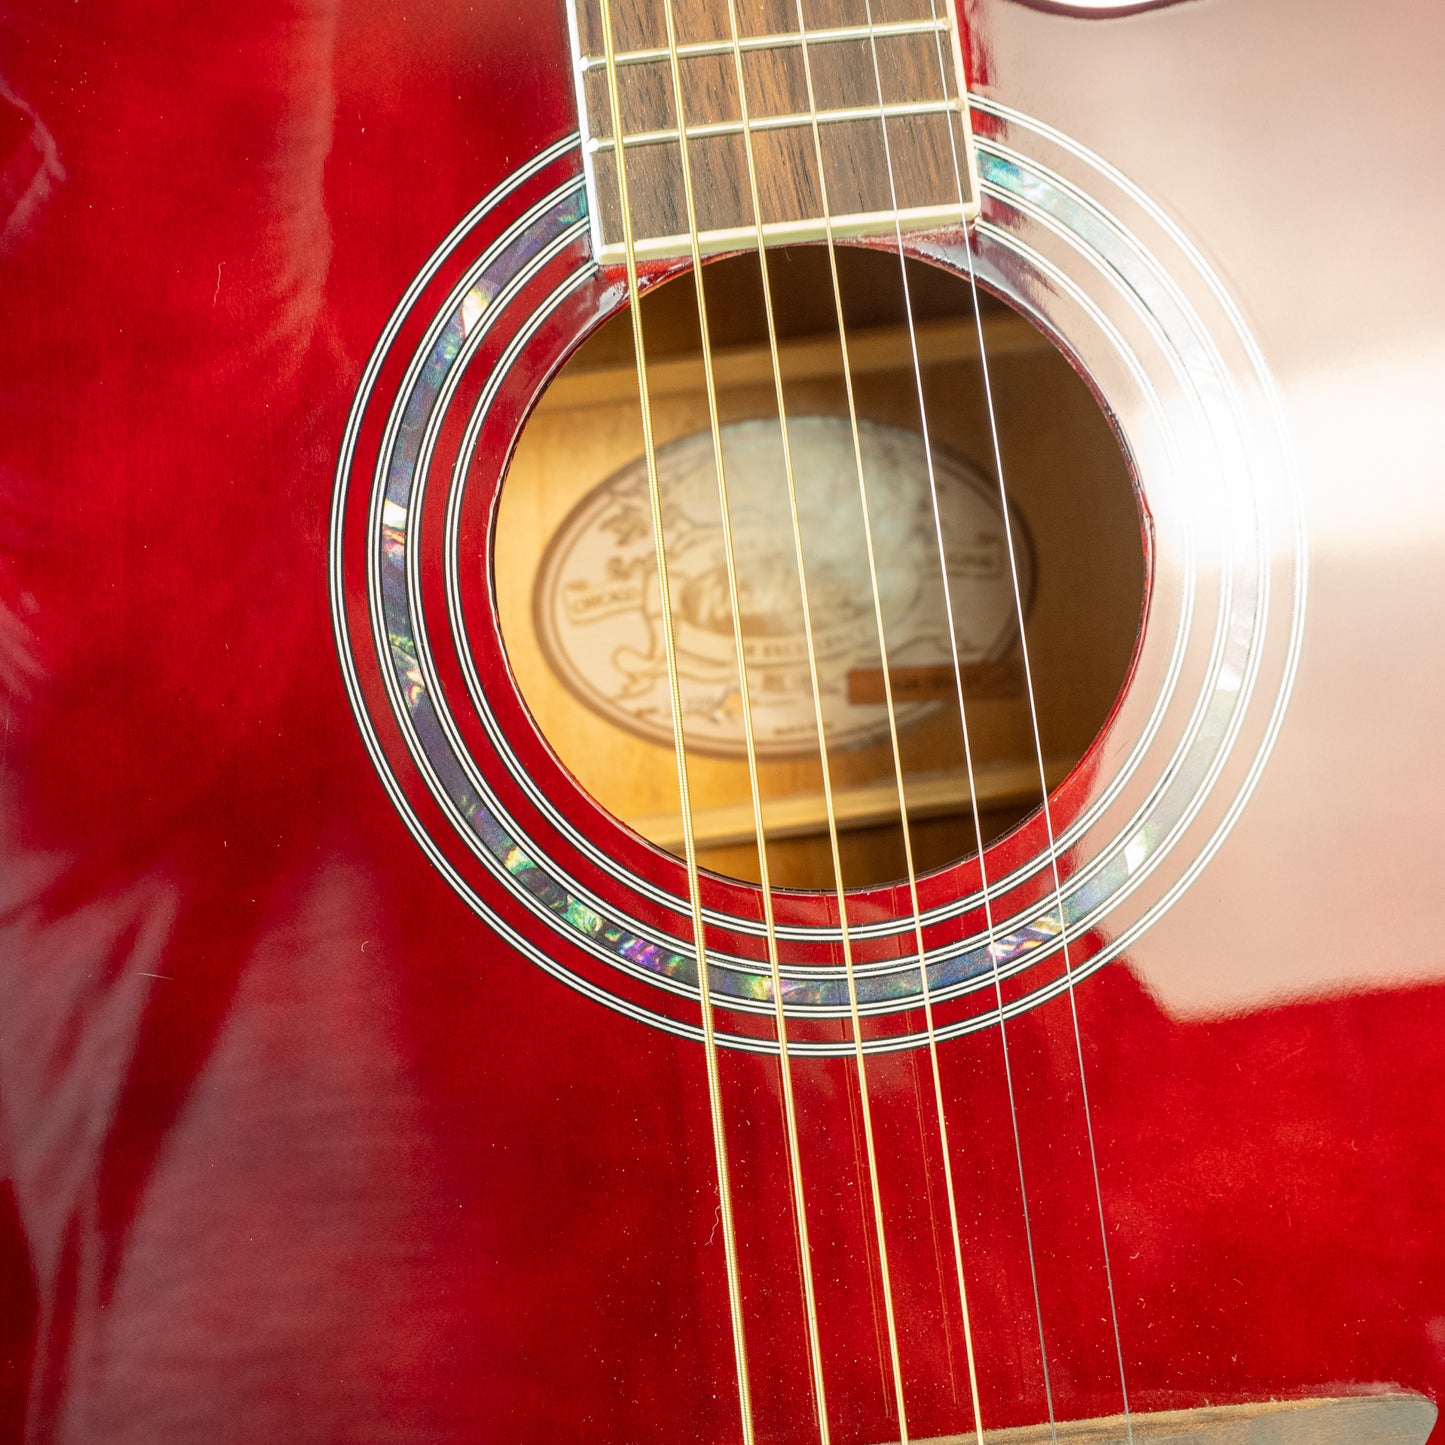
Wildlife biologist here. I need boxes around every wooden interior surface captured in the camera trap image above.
[494,245,1144,889]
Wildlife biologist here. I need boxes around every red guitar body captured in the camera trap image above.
[2,1,1444,1442]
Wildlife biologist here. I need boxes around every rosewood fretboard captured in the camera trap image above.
[568,0,979,261]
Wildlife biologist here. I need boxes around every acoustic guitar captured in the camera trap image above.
[1,0,1443,1442]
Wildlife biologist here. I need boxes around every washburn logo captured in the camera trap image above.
[534,416,1028,758]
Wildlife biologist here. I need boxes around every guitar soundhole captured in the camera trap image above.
[495,243,1146,891]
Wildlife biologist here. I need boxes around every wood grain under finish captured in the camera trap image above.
[567,0,979,261]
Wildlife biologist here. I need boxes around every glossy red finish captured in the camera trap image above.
[2,2,1444,1444]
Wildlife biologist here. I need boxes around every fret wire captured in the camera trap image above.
[576,16,950,71]
[588,96,961,152]
[590,205,968,265]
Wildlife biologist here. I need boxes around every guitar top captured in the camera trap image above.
[1,0,1444,1441]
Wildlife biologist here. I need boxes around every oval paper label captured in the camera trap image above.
[533,416,1030,757]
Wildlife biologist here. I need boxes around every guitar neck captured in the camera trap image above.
[569,0,979,260]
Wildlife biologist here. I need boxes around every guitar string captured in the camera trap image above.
[594,3,756,1440]
[960,216,1138,1445]
[841,5,1021,1442]
[653,2,833,1438]
[751,0,1008,1432]
[748,3,996,1430]
[906,4,1062,1440]
[921,7,1136,1439]
[717,3,914,1436]
[602,6,1124,1441]
[908,1045,961,1402]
